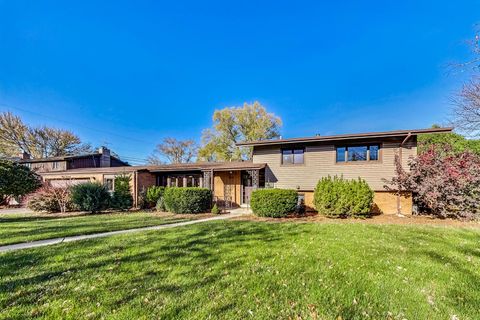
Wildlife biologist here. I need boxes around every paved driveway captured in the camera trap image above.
[0,207,33,215]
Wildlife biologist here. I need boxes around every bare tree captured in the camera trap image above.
[148,137,198,164]
[453,79,480,137]
[451,28,480,137]
[0,111,93,158]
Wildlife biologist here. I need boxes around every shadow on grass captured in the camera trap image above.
[0,221,288,316]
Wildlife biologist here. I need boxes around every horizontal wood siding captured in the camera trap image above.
[253,140,416,191]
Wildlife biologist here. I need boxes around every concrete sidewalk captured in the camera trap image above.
[0,212,246,253]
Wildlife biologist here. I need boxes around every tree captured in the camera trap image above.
[0,159,41,204]
[452,80,480,137]
[198,101,282,161]
[0,111,92,158]
[418,128,480,155]
[385,148,480,220]
[451,28,480,137]
[148,137,197,164]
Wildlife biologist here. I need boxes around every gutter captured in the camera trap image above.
[396,132,412,216]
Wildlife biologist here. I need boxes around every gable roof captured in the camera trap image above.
[236,127,454,147]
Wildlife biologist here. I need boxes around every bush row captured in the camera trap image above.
[250,176,374,218]
[28,175,133,214]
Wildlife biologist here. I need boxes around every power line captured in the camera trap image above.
[1,104,153,145]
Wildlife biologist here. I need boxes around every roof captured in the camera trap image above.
[236,127,454,147]
[19,153,129,166]
[39,161,266,176]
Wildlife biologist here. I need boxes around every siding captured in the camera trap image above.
[252,139,417,191]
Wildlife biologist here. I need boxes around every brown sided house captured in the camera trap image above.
[32,127,451,214]
[238,127,453,214]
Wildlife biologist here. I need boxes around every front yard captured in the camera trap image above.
[1,220,479,319]
[0,212,193,246]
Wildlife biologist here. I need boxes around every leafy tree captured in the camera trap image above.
[148,137,197,164]
[198,101,282,161]
[385,148,480,220]
[111,174,133,210]
[418,130,480,155]
[0,111,92,158]
[0,159,41,204]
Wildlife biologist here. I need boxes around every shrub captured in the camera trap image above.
[70,182,111,214]
[250,189,297,218]
[211,203,220,214]
[386,147,480,219]
[111,175,133,211]
[163,187,212,214]
[314,176,373,217]
[146,186,166,207]
[156,197,166,212]
[27,183,76,213]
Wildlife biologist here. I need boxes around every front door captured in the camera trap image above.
[242,171,253,204]
[243,186,254,204]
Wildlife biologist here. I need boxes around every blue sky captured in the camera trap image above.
[0,1,478,164]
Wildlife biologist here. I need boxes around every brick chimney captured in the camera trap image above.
[98,146,111,167]
[19,151,31,160]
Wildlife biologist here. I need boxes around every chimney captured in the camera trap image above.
[98,146,111,167]
[19,151,31,160]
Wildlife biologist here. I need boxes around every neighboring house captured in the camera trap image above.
[19,147,129,173]
[32,127,452,214]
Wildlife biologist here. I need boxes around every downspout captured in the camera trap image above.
[397,133,412,215]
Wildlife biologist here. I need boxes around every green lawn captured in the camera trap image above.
[0,212,189,246]
[1,221,479,319]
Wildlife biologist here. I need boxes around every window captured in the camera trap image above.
[348,146,368,161]
[336,147,346,162]
[369,145,379,161]
[282,148,304,165]
[52,161,59,169]
[336,144,380,163]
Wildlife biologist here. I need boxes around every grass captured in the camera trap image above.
[1,220,479,319]
[0,212,189,246]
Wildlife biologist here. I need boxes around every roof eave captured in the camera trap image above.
[236,127,454,147]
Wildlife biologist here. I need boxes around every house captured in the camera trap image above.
[238,127,453,214]
[34,127,452,214]
[19,147,129,173]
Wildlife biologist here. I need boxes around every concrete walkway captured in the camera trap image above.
[0,212,246,253]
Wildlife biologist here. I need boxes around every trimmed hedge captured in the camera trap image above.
[314,176,373,217]
[163,187,212,214]
[70,182,111,214]
[250,188,298,218]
